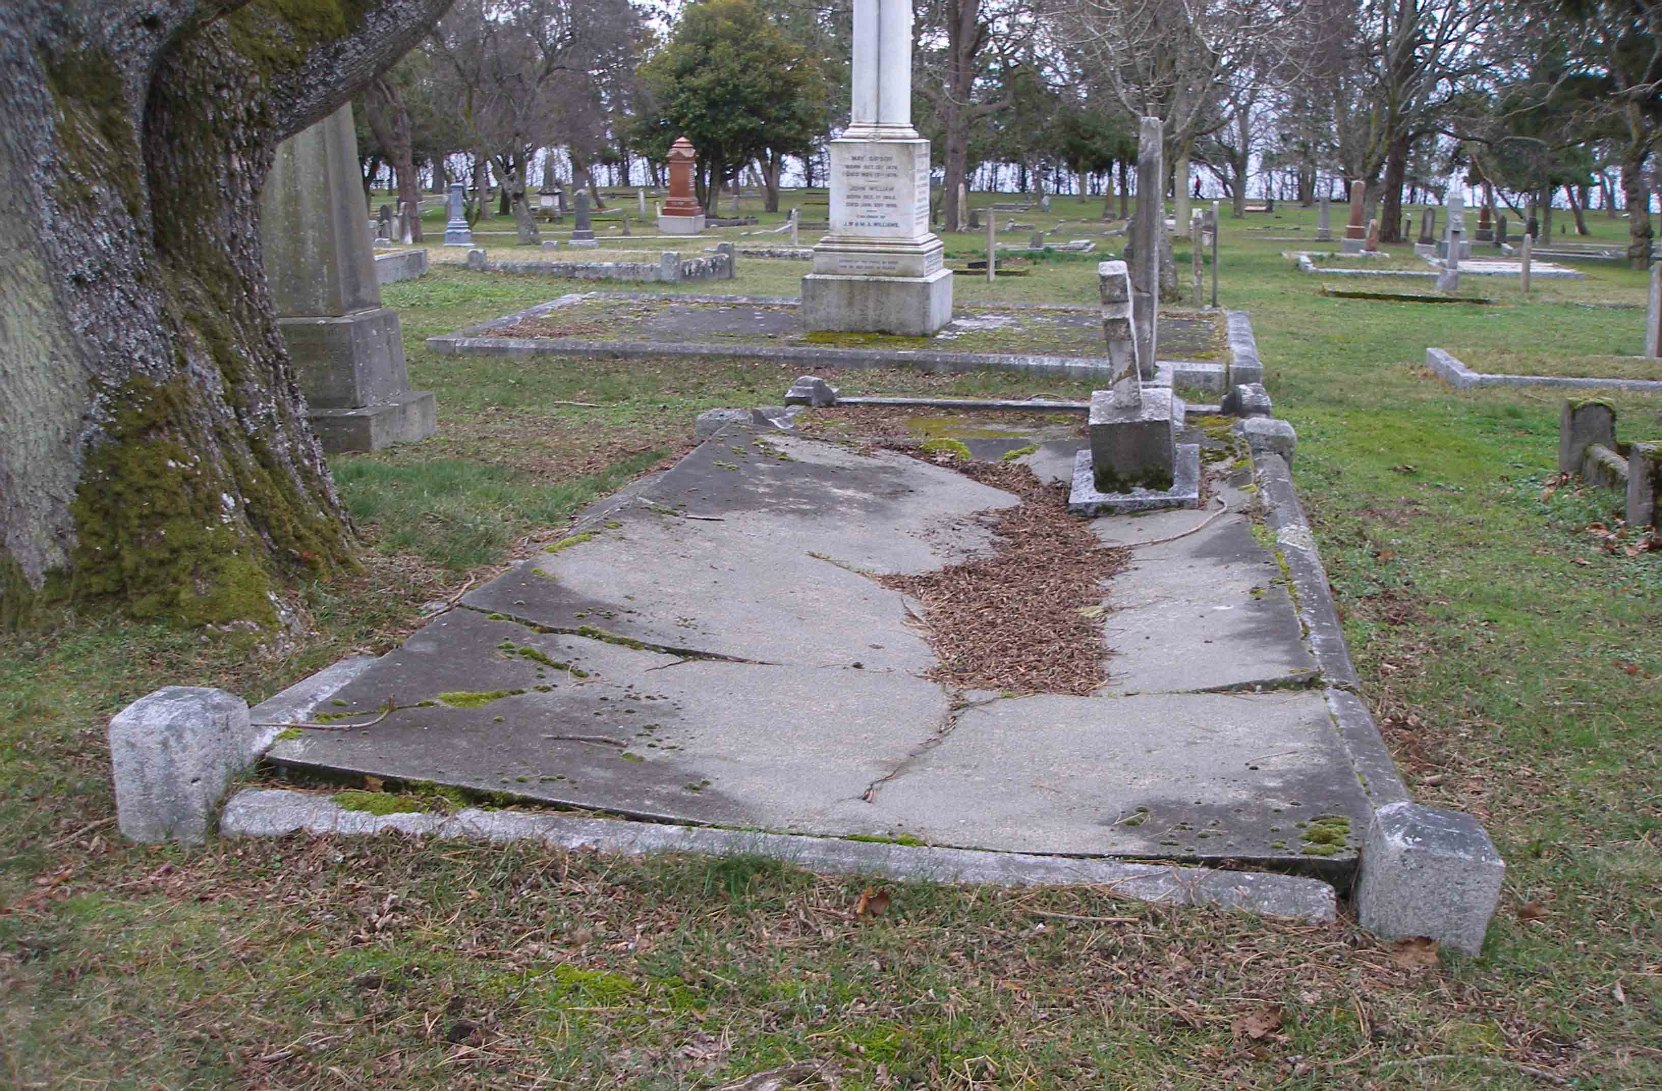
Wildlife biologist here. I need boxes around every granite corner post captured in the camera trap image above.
[262,105,436,453]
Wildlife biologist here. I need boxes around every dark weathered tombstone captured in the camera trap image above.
[968,206,981,230]
[570,190,597,247]
[1029,231,1044,249]
[1495,215,1508,249]
[374,204,393,246]
[1418,207,1436,246]
[1475,204,1493,243]
[262,105,436,452]
[1364,217,1380,252]
[444,181,471,246]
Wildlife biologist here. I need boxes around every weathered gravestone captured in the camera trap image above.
[1417,206,1436,248]
[1436,180,1463,292]
[262,105,436,453]
[570,190,598,247]
[1364,217,1380,253]
[800,0,953,335]
[1066,261,1198,515]
[1315,194,1332,241]
[443,181,472,246]
[1130,116,1164,377]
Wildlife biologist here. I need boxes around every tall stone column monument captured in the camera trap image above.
[262,105,436,453]
[801,0,952,335]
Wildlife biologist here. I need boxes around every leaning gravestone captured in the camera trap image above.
[262,105,436,452]
[1066,261,1198,515]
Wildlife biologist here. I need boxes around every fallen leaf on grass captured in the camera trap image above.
[1232,1004,1284,1042]
[1518,901,1550,922]
[1387,936,1441,968]
[716,1062,831,1090]
[854,887,891,919]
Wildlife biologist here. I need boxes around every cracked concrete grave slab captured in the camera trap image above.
[267,422,1375,875]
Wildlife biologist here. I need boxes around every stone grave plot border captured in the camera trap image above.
[373,248,429,286]
[1290,251,1585,281]
[1426,347,1662,393]
[216,789,1339,923]
[1244,433,1504,954]
[427,290,1249,386]
[461,243,735,285]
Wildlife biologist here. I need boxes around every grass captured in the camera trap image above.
[3,194,1659,1087]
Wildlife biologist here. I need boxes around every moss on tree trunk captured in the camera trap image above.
[0,0,453,632]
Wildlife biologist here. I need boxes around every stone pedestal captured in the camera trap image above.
[443,182,472,246]
[660,136,706,237]
[801,0,952,336]
[1646,264,1661,359]
[263,105,436,453]
[801,136,953,335]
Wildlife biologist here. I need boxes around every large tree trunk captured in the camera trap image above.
[1619,127,1653,268]
[0,0,451,631]
[363,76,423,242]
[1380,132,1409,244]
[495,151,539,245]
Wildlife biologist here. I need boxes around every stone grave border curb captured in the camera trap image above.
[216,788,1338,923]
[1250,443,1505,953]
[426,292,1247,381]
[1291,251,1585,280]
[1426,347,1662,393]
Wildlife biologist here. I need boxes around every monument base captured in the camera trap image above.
[1068,444,1201,516]
[799,269,953,336]
[310,390,437,454]
[1340,238,1365,254]
[659,214,705,235]
[278,308,413,409]
[1087,387,1178,493]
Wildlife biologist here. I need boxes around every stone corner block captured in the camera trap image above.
[784,375,839,407]
[1238,417,1297,465]
[108,687,254,844]
[1356,801,1504,956]
[1223,382,1273,418]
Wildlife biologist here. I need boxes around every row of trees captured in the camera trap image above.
[357,0,1658,263]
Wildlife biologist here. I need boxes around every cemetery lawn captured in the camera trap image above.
[3,203,1658,1088]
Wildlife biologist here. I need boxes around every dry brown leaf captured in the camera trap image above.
[854,887,891,920]
[1387,936,1441,969]
[1517,901,1550,922]
[1231,1004,1284,1042]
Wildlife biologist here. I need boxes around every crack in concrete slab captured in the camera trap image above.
[859,689,1002,804]
[458,604,780,666]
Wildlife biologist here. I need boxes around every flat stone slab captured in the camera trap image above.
[266,426,1373,872]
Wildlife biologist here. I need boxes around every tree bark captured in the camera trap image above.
[1380,131,1409,244]
[0,0,451,631]
[1620,147,1653,268]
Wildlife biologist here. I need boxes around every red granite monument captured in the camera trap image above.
[659,136,705,235]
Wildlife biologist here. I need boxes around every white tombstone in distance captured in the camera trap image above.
[800,0,952,335]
